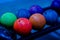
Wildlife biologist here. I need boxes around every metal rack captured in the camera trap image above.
[19,25,60,40]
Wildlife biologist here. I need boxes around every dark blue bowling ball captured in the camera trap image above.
[29,5,43,14]
[43,9,58,25]
[51,0,60,9]
[17,9,31,19]
[0,26,13,40]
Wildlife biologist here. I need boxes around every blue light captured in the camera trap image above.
[0,0,14,3]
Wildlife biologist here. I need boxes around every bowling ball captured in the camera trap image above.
[14,18,32,35]
[51,0,60,9]
[17,9,31,19]
[43,9,58,25]
[0,12,17,27]
[0,26,13,40]
[29,5,43,14]
[29,13,46,30]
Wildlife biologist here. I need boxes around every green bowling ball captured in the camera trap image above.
[0,12,17,28]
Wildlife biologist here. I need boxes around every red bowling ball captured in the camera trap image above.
[14,18,32,35]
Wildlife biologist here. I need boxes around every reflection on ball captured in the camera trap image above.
[14,18,32,35]
[0,12,17,27]
[29,13,46,29]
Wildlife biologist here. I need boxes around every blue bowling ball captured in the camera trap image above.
[43,9,58,25]
[17,9,31,19]
[51,0,60,9]
[0,26,13,40]
[29,5,43,14]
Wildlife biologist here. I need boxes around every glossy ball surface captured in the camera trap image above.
[43,9,58,25]
[29,5,43,14]
[14,18,32,35]
[29,13,46,29]
[17,9,31,19]
[0,12,17,27]
[51,0,60,9]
